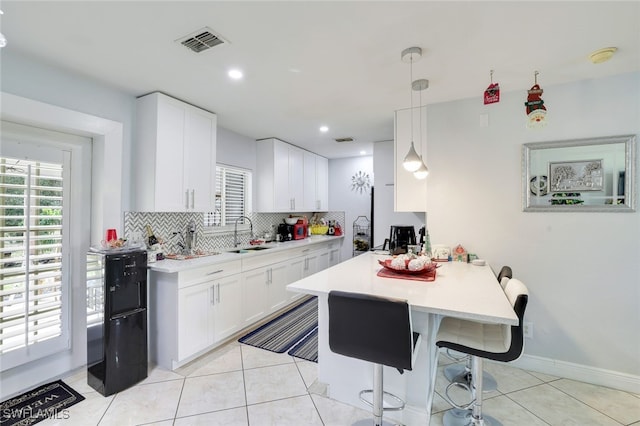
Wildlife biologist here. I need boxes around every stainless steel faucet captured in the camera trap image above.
[186,220,196,253]
[234,216,253,247]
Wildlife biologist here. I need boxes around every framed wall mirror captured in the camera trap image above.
[522,135,636,212]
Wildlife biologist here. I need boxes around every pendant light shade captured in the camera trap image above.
[413,157,429,179]
[403,142,422,172]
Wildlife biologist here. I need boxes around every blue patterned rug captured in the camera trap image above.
[239,296,318,362]
[287,327,318,362]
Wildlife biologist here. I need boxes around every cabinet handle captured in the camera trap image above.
[210,285,215,305]
[265,269,270,284]
[216,284,220,303]
[191,189,195,209]
[206,269,224,275]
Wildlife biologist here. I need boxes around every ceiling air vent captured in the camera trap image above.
[334,137,355,143]
[177,27,226,53]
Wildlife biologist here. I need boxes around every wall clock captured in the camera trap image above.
[351,171,371,194]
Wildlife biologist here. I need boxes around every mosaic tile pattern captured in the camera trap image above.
[124,211,345,253]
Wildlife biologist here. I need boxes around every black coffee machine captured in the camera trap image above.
[277,223,293,241]
[388,225,416,255]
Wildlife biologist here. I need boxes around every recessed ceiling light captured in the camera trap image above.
[228,69,243,80]
[319,126,329,133]
[360,150,366,155]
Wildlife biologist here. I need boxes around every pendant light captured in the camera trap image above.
[401,47,423,172]
[413,78,429,179]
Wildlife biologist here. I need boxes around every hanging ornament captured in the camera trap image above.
[483,70,500,105]
[525,71,547,128]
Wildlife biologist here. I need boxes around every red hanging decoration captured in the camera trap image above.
[483,70,500,105]
[525,71,547,128]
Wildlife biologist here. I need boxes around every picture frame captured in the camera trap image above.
[522,135,636,212]
[549,159,603,192]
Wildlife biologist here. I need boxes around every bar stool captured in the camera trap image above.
[328,290,422,426]
[443,266,514,388]
[436,278,528,426]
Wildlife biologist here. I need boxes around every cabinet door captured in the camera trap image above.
[273,141,291,211]
[317,250,330,272]
[303,151,317,211]
[288,146,304,211]
[287,256,306,302]
[328,247,341,267]
[155,99,187,212]
[267,262,289,313]
[213,274,242,342]
[241,267,269,326]
[315,156,329,211]
[184,108,215,211]
[177,282,214,361]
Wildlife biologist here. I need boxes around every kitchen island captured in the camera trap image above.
[287,251,517,425]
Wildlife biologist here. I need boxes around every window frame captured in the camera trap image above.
[203,163,252,235]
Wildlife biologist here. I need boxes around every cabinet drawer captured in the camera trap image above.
[178,260,241,288]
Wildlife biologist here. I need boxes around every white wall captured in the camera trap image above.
[328,156,374,261]
[426,72,640,385]
[217,126,258,207]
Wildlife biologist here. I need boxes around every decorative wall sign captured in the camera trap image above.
[525,71,547,128]
[351,170,371,194]
[484,70,500,105]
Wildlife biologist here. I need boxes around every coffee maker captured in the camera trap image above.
[388,225,417,255]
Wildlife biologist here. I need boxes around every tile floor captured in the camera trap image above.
[42,340,639,426]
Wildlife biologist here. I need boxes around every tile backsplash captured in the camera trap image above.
[124,211,345,254]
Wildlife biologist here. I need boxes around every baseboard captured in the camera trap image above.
[510,354,640,394]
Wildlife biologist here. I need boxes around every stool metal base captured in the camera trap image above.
[443,408,503,426]
[444,364,498,392]
[352,419,399,426]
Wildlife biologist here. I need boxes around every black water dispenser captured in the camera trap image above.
[86,249,148,396]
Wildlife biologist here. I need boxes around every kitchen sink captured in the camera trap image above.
[229,246,271,253]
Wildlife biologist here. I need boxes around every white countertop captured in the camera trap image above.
[148,235,343,273]
[287,251,518,326]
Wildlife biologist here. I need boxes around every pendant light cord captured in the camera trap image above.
[410,54,414,144]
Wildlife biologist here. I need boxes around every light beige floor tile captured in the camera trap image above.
[431,390,453,414]
[141,364,185,384]
[174,406,248,425]
[294,359,318,388]
[243,363,308,405]
[483,362,544,394]
[310,393,371,425]
[482,394,549,426]
[525,369,560,383]
[240,344,295,370]
[186,344,244,377]
[550,379,640,425]
[38,391,114,426]
[508,383,621,426]
[434,364,500,404]
[176,371,246,418]
[98,379,183,426]
[429,410,446,426]
[247,395,323,426]
[61,369,96,395]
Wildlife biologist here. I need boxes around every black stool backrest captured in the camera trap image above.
[328,291,413,372]
[499,278,528,362]
[497,266,513,283]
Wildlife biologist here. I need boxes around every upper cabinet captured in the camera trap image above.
[256,138,328,212]
[134,92,217,212]
[394,106,427,212]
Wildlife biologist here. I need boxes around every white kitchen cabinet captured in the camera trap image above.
[394,106,427,212]
[303,152,329,211]
[286,245,329,302]
[256,138,328,212]
[241,259,290,326]
[256,138,304,212]
[327,240,341,267]
[149,259,241,370]
[134,92,216,212]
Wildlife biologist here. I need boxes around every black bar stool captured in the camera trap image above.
[328,290,422,426]
[436,278,528,426]
[443,266,513,390]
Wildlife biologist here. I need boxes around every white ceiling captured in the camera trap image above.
[2,1,639,159]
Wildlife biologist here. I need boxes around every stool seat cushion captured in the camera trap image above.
[437,317,510,355]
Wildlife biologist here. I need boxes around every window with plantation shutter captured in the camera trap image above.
[0,150,70,368]
[205,165,251,229]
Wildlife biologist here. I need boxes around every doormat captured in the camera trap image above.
[0,380,85,426]
[239,296,317,354]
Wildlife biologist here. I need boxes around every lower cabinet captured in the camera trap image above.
[241,260,289,326]
[150,260,242,370]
